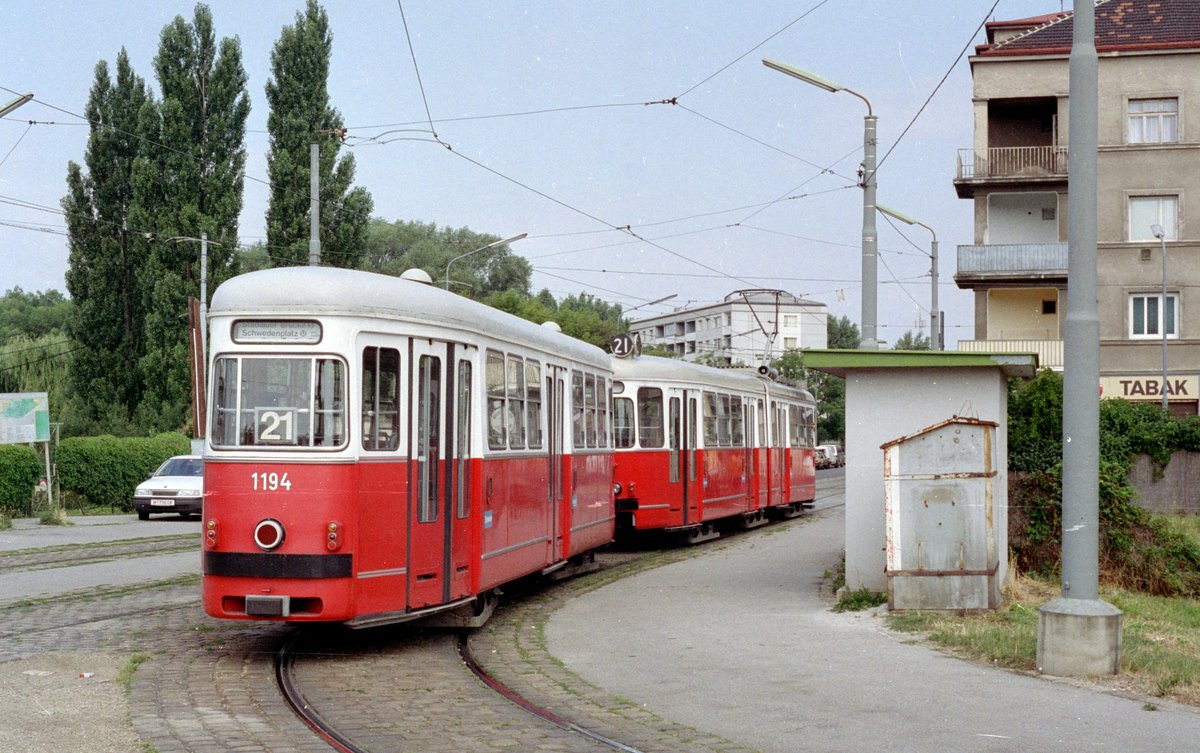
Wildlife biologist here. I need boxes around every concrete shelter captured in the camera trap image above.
[802,349,1037,594]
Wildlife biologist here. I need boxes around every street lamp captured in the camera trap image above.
[0,92,33,119]
[1152,223,1169,413]
[444,233,527,290]
[623,292,678,317]
[878,204,940,350]
[763,59,878,349]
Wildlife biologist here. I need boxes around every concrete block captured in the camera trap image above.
[1036,597,1123,677]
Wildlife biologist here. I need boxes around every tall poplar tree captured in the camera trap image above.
[265,0,372,268]
[136,3,250,431]
[63,50,157,432]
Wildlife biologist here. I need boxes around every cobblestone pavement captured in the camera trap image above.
[1,497,836,753]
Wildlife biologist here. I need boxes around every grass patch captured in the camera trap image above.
[887,574,1200,705]
[117,652,150,693]
[38,506,72,526]
[833,587,887,612]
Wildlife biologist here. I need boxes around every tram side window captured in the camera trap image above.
[361,347,400,451]
[801,405,816,448]
[717,393,733,447]
[507,355,526,449]
[613,396,635,448]
[757,399,766,449]
[571,372,586,447]
[486,351,506,450]
[788,404,801,448]
[731,398,744,447]
[702,392,718,446]
[526,360,543,449]
[584,373,598,448]
[212,355,347,448]
[599,377,610,448]
[637,387,665,448]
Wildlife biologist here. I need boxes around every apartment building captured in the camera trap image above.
[629,289,827,365]
[954,0,1200,414]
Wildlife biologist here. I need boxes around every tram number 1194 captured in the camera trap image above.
[252,472,293,491]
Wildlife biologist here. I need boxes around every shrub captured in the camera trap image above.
[1008,374,1200,597]
[57,433,191,510]
[0,444,41,516]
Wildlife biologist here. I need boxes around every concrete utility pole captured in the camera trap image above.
[308,142,320,266]
[877,204,939,350]
[1036,0,1123,677]
[762,60,878,349]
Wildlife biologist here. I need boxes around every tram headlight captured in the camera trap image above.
[612,482,622,496]
[205,518,218,549]
[326,520,343,551]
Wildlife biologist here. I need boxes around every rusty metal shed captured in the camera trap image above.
[882,417,1000,611]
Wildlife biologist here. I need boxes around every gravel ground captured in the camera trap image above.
[0,652,140,753]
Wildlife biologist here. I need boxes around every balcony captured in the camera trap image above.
[954,145,1068,198]
[958,339,1061,371]
[955,243,1068,288]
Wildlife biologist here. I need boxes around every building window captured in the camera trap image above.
[783,315,798,328]
[1129,196,1178,241]
[1130,294,1177,339]
[1042,300,1057,316]
[1128,98,1178,144]
[783,337,798,349]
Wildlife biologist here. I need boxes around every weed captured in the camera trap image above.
[38,506,72,526]
[117,653,151,693]
[834,587,886,612]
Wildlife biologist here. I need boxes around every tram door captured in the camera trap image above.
[546,367,567,559]
[668,390,701,525]
[767,400,786,506]
[408,340,473,609]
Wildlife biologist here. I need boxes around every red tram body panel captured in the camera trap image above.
[610,356,816,537]
[201,267,615,626]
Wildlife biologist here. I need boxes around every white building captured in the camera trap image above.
[629,289,827,364]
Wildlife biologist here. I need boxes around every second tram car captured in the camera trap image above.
[610,356,816,541]
[200,267,615,626]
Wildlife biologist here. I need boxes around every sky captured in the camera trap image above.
[0,0,1064,347]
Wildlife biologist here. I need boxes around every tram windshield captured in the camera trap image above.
[211,355,347,448]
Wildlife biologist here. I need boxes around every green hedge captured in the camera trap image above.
[0,444,42,516]
[57,433,192,510]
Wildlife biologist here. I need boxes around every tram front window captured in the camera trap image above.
[212,356,347,448]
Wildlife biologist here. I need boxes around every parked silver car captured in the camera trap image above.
[133,455,204,520]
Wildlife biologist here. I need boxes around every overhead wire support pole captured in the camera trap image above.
[1036,0,1122,678]
[877,204,939,350]
[762,59,878,349]
[309,142,320,266]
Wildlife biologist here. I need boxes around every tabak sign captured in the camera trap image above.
[1099,376,1198,401]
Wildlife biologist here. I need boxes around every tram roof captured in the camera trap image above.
[611,355,814,402]
[209,267,610,369]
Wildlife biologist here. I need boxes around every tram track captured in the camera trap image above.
[270,482,844,753]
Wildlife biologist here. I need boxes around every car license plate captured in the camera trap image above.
[150,500,175,507]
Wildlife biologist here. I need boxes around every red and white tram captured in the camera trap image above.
[201,267,615,626]
[610,355,816,541]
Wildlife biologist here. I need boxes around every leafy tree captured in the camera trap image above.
[0,288,72,346]
[774,315,859,444]
[363,218,531,296]
[694,351,746,368]
[827,315,861,349]
[265,0,372,268]
[0,333,72,416]
[893,330,931,350]
[137,3,250,432]
[63,50,157,430]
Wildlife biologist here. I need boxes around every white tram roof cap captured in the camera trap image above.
[209,266,610,369]
[611,355,814,402]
